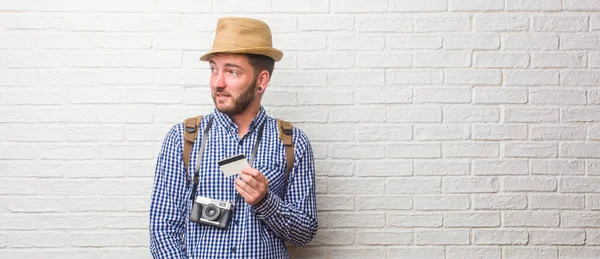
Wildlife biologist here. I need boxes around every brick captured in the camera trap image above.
[270,70,326,86]
[356,87,412,104]
[36,0,153,12]
[7,196,66,212]
[261,91,298,106]
[442,142,500,158]
[0,161,63,178]
[330,248,386,259]
[213,0,269,12]
[388,213,443,227]
[97,249,150,259]
[38,32,98,50]
[67,125,123,142]
[0,32,36,49]
[561,70,600,86]
[9,231,67,248]
[530,194,584,209]
[473,229,528,245]
[316,177,327,193]
[560,177,600,193]
[37,179,97,196]
[356,230,412,245]
[123,51,181,68]
[273,1,329,13]
[415,229,470,245]
[332,0,388,13]
[315,160,354,177]
[388,247,445,259]
[414,124,469,140]
[126,196,150,212]
[530,125,585,140]
[444,106,500,122]
[388,35,443,49]
[590,89,600,104]
[63,14,180,32]
[98,69,154,85]
[0,0,36,11]
[387,106,442,122]
[504,142,557,158]
[96,179,152,196]
[503,176,557,192]
[588,229,600,244]
[413,195,470,210]
[65,161,125,178]
[562,212,600,227]
[299,90,353,105]
[69,196,125,212]
[355,194,411,211]
[474,15,529,32]
[97,34,153,49]
[316,195,354,211]
[503,247,558,259]
[472,124,528,140]
[356,16,413,32]
[298,14,354,31]
[444,177,499,193]
[125,124,172,142]
[504,108,558,123]
[40,214,98,230]
[562,108,600,122]
[387,70,444,85]
[311,230,354,246]
[357,160,412,177]
[0,215,37,230]
[126,88,183,104]
[472,159,528,175]
[5,50,63,68]
[298,52,354,69]
[388,143,441,159]
[126,231,149,247]
[503,34,559,50]
[70,232,127,247]
[563,0,600,11]
[588,160,600,175]
[40,107,97,123]
[415,15,471,32]
[414,87,471,104]
[561,34,600,50]
[390,0,447,12]
[65,51,122,68]
[329,70,385,86]
[447,247,501,259]
[474,52,529,68]
[504,69,559,86]
[0,144,39,160]
[450,0,504,11]
[532,89,586,105]
[66,87,125,104]
[155,0,212,13]
[560,248,600,259]
[0,107,37,123]
[358,53,413,68]
[532,159,584,175]
[473,194,527,209]
[99,214,147,229]
[275,33,327,51]
[97,106,153,123]
[533,15,588,32]
[328,178,385,194]
[507,0,561,11]
[593,16,600,31]
[0,69,36,86]
[561,143,600,158]
[446,69,502,85]
[357,125,411,142]
[386,178,441,194]
[153,33,210,50]
[473,88,528,104]
[321,212,385,228]
[445,212,500,227]
[530,230,585,245]
[414,160,470,176]
[329,34,385,50]
[7,123,67,141]
[415,51,471,68]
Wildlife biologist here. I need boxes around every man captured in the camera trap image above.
[149,17,318,259]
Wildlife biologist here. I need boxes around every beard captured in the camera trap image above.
[212,78,257,116]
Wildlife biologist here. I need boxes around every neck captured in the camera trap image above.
[230,104,260,138]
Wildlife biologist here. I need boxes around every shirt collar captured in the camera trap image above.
[212,106,268,134]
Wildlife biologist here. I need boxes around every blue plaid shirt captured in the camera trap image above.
[149,107,318,259]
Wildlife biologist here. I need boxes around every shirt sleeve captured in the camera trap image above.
[251,129,318,246]
[149,124,188,258]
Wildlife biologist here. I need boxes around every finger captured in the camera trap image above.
[238,173,260,189]
[235,178,260,197]
[234,181,252,200]
[241,167,262,178]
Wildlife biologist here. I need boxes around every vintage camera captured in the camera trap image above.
[190,196,234,229]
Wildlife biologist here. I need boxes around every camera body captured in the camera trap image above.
[190,196,234,229]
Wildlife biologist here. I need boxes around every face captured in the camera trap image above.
[209,54,258,116]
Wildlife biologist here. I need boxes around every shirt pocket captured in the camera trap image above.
[255,159,287,198]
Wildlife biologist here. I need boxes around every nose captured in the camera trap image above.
[213,71,226,89]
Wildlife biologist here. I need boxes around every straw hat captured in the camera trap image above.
[199,17,283,62]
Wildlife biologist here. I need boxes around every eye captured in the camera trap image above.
[210,67,217,73]
[229,70,239,76]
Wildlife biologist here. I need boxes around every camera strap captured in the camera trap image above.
[234,121,265,206]
[190,116,214,201]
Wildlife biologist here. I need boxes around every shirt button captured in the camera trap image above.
[234,219,240,225]
[231,246,237,253]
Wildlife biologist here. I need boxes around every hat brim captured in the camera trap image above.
[200,47,283,62]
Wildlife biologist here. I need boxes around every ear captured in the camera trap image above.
[256,70,270,94]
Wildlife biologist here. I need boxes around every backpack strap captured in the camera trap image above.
[183,115,202,185]
[276,118,294,177]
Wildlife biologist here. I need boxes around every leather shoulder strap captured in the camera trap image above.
[276,118,294,176]
[183,115,202,184]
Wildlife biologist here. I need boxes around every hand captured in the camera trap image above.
[234,167,269,206]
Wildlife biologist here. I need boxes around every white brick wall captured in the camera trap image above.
[1,1,600,258]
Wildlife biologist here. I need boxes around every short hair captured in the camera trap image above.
[246,54,275,79]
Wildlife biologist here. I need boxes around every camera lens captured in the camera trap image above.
[202,204,220,221]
